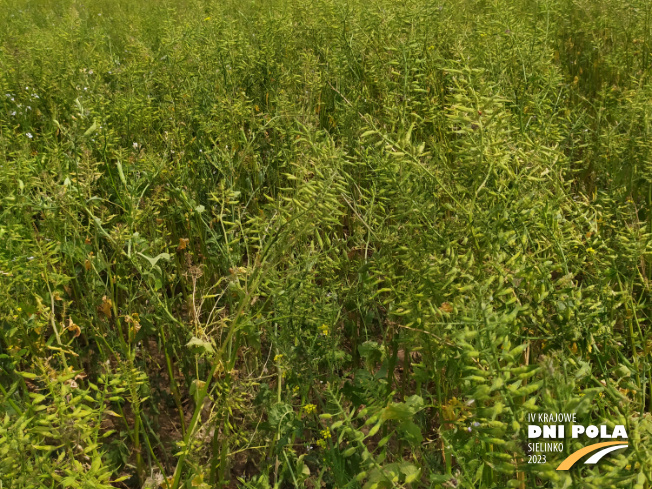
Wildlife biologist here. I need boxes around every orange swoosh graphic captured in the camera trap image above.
[556,441,629,470]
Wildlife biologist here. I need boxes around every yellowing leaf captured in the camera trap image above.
[178,237,189,250]
[99,296,112,317]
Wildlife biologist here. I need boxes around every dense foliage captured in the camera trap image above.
[2,0,652,487]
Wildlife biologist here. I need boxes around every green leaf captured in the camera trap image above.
[116,161,127,186]
[398,420,423,445]
[186,336,215,355]
[399,462,421,483]
[342,446,357,457]
[367,419,383,438]
[268,403,294,429]
[83,121,98,137]
[381,395,424,421]
[137,252,171,267]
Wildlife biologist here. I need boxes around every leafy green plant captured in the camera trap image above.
[2,0,652,487]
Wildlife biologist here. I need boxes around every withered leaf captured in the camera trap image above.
[439,302,453,313]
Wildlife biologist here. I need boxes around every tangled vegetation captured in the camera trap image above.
[2,0,652,487]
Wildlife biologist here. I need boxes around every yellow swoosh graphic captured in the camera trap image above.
[556,441,629,470]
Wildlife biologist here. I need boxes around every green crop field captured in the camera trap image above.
[2,0,652,487]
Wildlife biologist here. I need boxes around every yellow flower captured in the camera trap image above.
[320,429,331,440]
[587,247,595,254]
[318,324,329,336]
[274,354,284,363]
[316,439,326,448]
[303,403,317,414]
